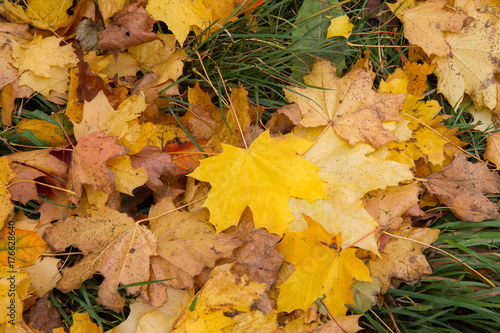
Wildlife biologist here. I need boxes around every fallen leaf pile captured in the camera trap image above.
[0,0,499,331]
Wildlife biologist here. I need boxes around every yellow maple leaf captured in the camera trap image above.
[276,217,372,316]
[15,119,66,146]
[289,128,413,254]
[285,57,405,148]
[172,271,268,332]
[432,1,500,110]
[189,130,326,234]
[3,0,72,30]
[326,15,353,39]
[12,35,77,78]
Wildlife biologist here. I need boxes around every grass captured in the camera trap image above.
[2,0,499,331]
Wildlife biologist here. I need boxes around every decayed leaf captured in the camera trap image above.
[289,128,413,254]
[425,153,500,222]
[190,130,326,234]
[0,227,47,267]
[349,278,381,313]
[285,57,405,148]
[388,0,471,57]
[99,2,159,58]
[276,217,372,316]
[283,314,363,333]
[67,131,129,203]
[432,2,500,111]
[172,271,267,332]
[148,198,242,291]
[231,228,285,287]
[26,293,62,333]
[43,207,157,312]
[369,225,440,293]
[0,156,16,228]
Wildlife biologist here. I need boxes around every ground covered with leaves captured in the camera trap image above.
[0,0,499,332]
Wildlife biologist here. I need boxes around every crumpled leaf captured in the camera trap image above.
[67,130,129,205]
[425,153,500,222]
[43,207,157,312]
[285,56,405,148]
[369,225,439,294]
[289,128,413,254]
[99,2,159,58]
[276,217,372,316]
[190,130,326,234]
[172,271,267,332]
[22,257,62,298]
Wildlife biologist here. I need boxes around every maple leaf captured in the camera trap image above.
[43,207,158,312]
[285,56,405,148]
[425,153,500,222]
[189,130,326,234]
[67,131,129,203]
[148,198,242,291]
[172,271,268,332]
[369,225,439,293]
[326,15,353,39]
[276,217,372,316]
[68,312,103,333]
[431,1,500,110]
[22,257,62,298]
[0,227,47,266]
[12,35,77,78]
[289,128,413,254]
[388,0,471,57]
[2,0,72,30]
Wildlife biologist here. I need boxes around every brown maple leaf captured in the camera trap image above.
[285,56,405,148]
[425,153,500,222]
[67,131,129,203]
[43,207,157,312]
[148,198,242,295]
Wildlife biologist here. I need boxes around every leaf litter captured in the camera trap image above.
[0,0,499,331]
